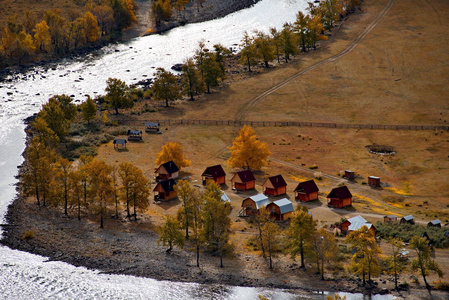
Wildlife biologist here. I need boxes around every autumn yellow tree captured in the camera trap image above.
[158,215,185,252]
[33,20,51,52]
[346,225,382,285]
[227,125,271,170]
[155,142,191,169]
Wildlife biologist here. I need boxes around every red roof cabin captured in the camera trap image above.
[263,175,287,196]
[240,194,269,217]
[327,185,352,208]
[202,165,226,185]
[266,198,294,221]
[155,160,179,182]
[294,180,319,202]
[230,170,256,191]
[153,179,177,201]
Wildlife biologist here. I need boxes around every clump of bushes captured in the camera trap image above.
[21,229,35,240]
[376,222,449,248]
[309,164,318,170]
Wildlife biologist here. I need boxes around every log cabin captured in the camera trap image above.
[294,180,319,202]
[428,219,441,228]
[339,215,376,236]
[262,175,287,196]
[153,179,177,201]
[240,194,269,217]
[383,215,398,223]
[344,170,355,180]
[155,160,179,182]
[400,215,415,225]
[202,165,226,185]
[266,198,294,221]
[327,185,352,208]
[230,170,256,191]
[368,176,381,187]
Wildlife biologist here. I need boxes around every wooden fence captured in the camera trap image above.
[117,119,449,131]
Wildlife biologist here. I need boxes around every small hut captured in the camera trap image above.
[202,165,226,185]
[428,219,441,228]
[262,175,287,196]
[368,176,381,187]
[240,194,269,217]
[145,122,160,134]
[400,215,415,225]
[327,185,352,208]
[384,215,398,223]
[340,215,376,236]
[153,179,177,201]
[266,198,294,221]
[127,129,143,141]
[344,170,355,180]
[294,180,319,202]
[155,160,179,182]
[230,170,256,191]
[113,138,127,149]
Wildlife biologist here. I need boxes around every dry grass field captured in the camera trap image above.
[96,0,449,287]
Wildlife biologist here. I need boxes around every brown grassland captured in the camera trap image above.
[95,0,449,293]
[3,0,449,297]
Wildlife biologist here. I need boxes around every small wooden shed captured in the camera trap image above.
[202,165,226,185]
[145,122,160,133]
[344,170,355,180]
[230,170,256,191]
[400,215,415,225]
[294,180,319,202]
[266,198,294,221]
[240,194,269,217]
[428,219,441,228]
[127,129,143,141]
[262,175,287,196]
[155,160,179,182]
[153,179,177,201]
[113,138,127,149]
[327,185,352,208]
[368,176,381,187]
[384,215,398,223]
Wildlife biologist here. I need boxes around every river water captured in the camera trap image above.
[0,0,397,298]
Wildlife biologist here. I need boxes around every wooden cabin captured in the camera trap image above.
[428,219,441,228]
[113,138,127,149]
[368,176,381,187]
[240,194,269,217]
[266,198,294,221]
[294,180,319,202]
[153,179,177,201]
[155,160,179,182]
[340,215,376,236]
[145,122,160,134]
[400,215,415,225]
[344,170,355,180]
[202,165,226,185]
[262,175,287,196]
[127,129,143,141]
[230,170,256,191]
[327,185,352,208]
[384,215,398,223]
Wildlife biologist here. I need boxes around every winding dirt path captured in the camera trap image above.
[234,0,397,122]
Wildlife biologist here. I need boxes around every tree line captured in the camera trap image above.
[0,0,137,66]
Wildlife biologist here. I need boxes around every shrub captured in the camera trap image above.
[433,280,449,291]
[21,229,35,240]
[309,165,318,170]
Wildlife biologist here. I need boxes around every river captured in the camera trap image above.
[0,0,396,298]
